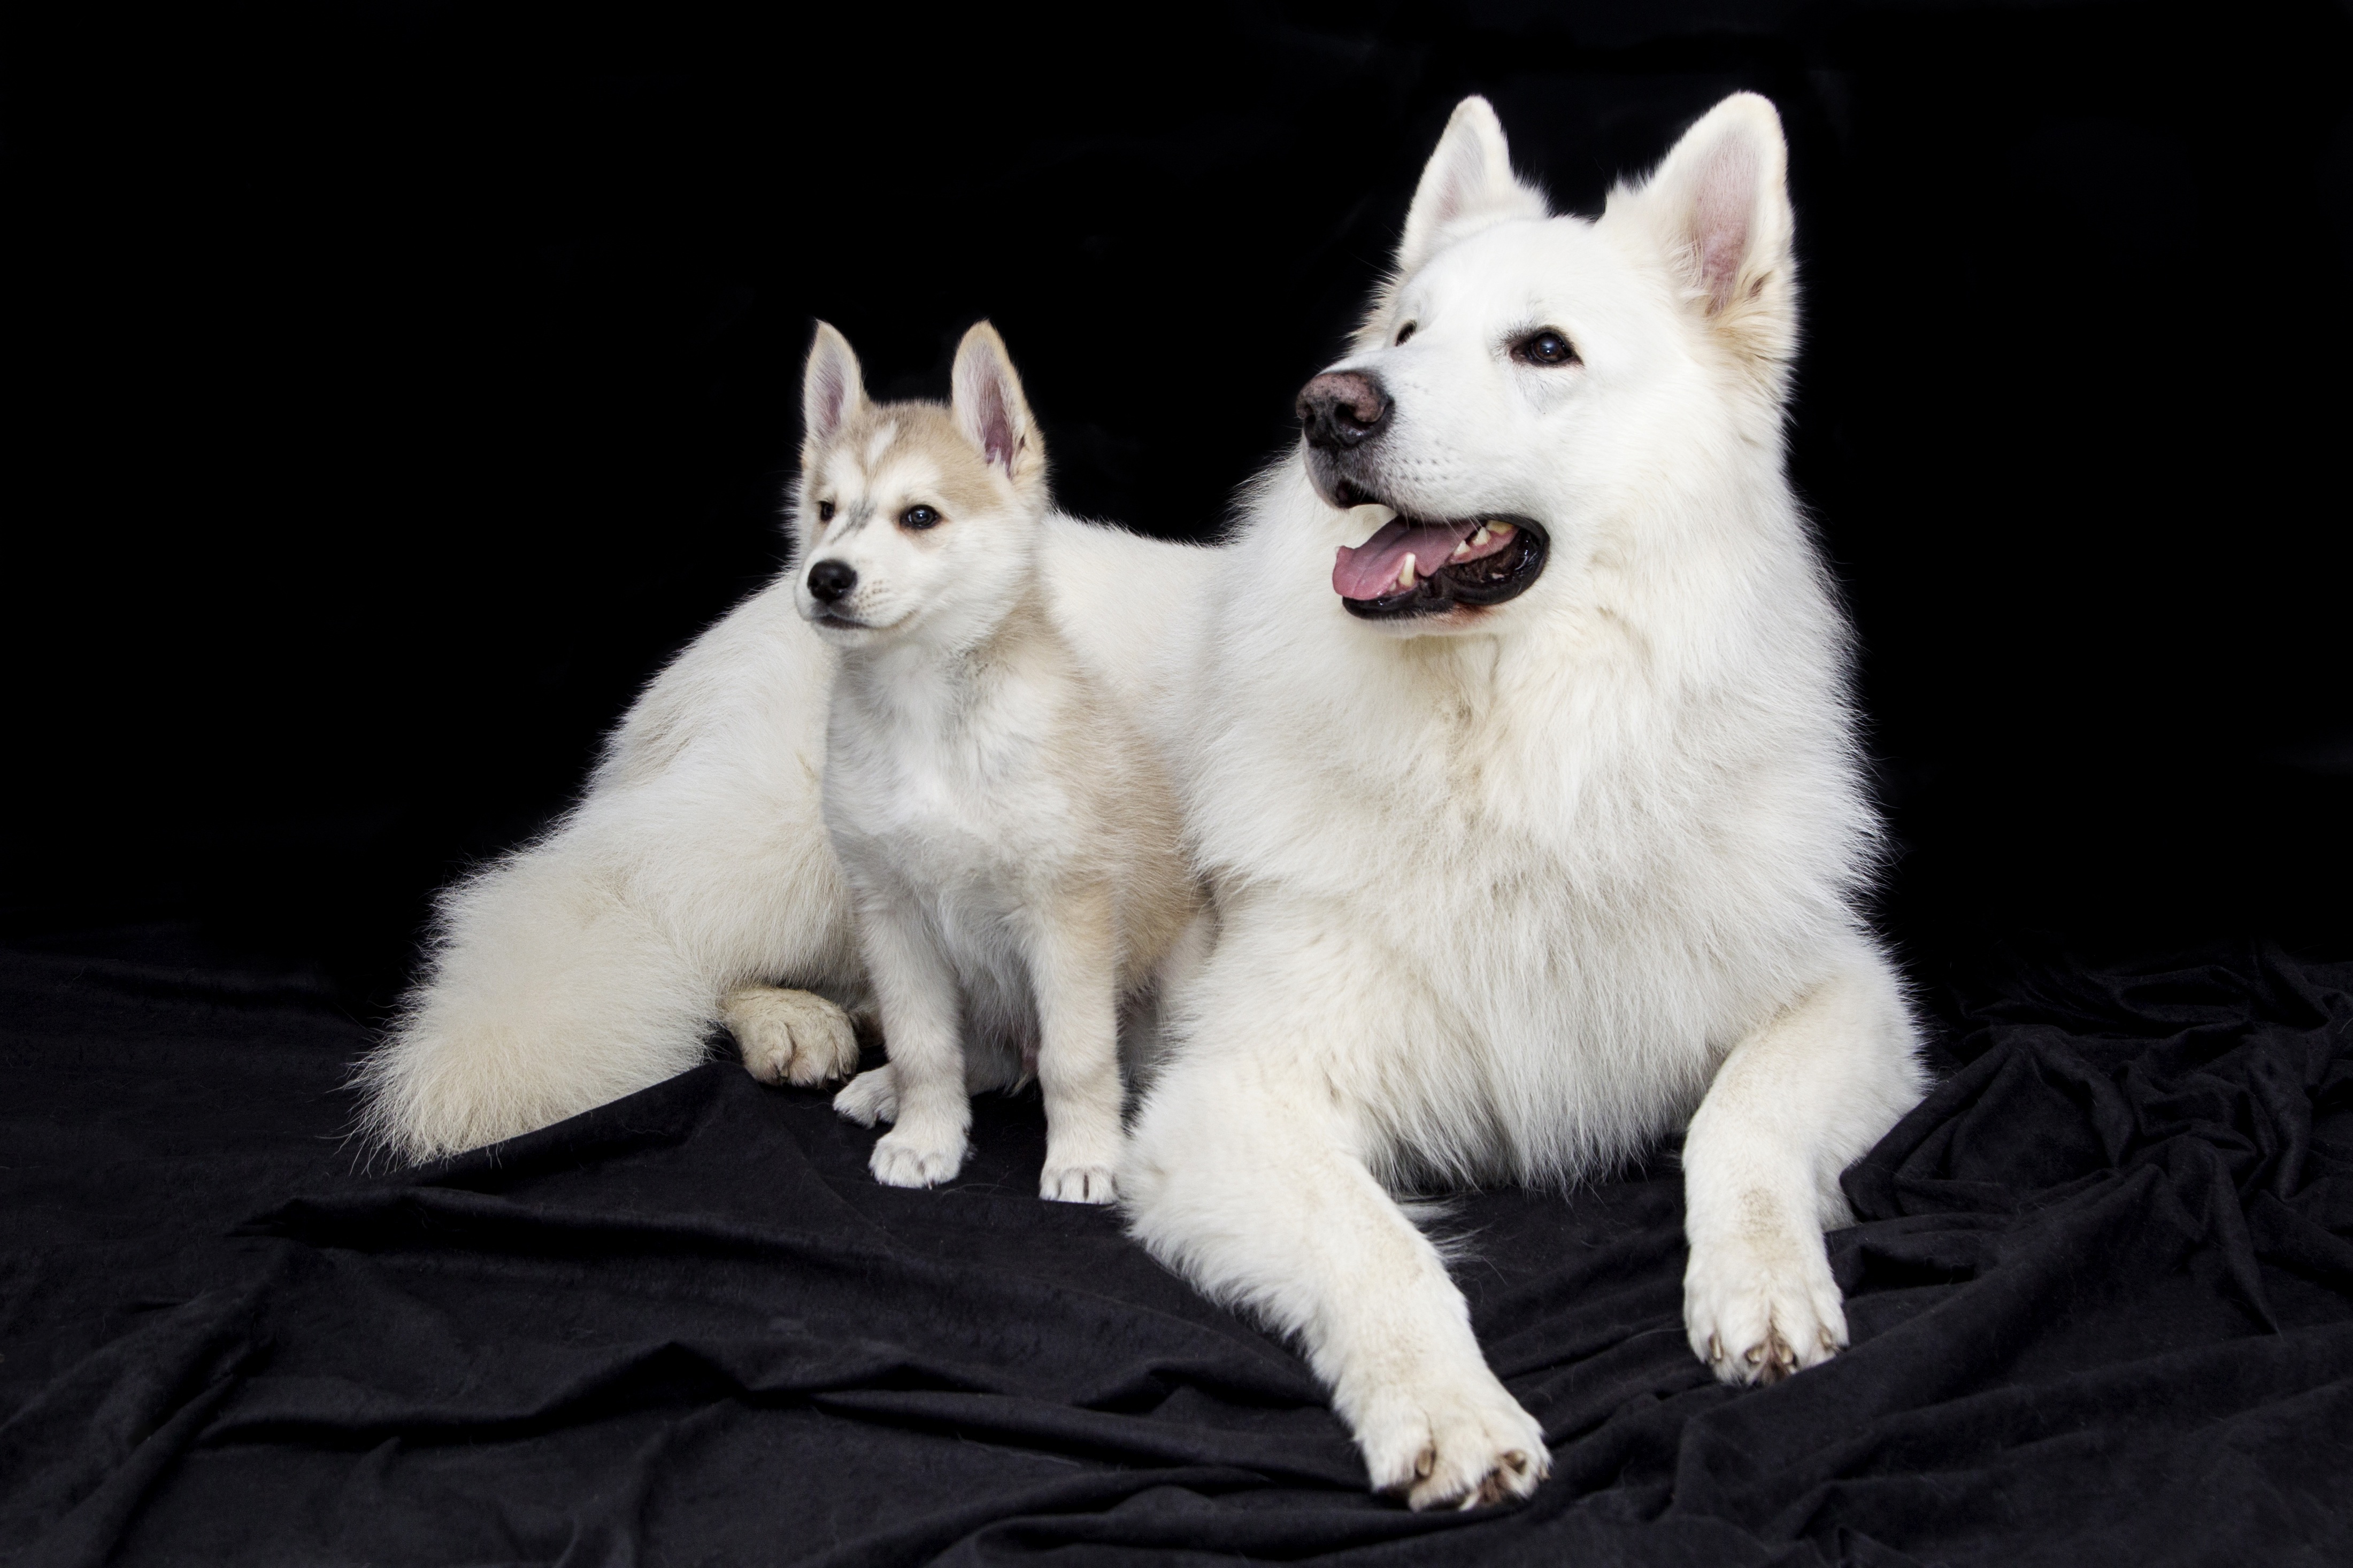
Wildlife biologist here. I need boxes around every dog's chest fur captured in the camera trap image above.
[824,626,1086,948]
[1160,482,1869,1180]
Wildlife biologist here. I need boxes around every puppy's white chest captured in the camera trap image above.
[831,707,1064,889]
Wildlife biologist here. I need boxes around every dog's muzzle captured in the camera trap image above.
[1296,368,1550,619]
[1297,371,1391,508]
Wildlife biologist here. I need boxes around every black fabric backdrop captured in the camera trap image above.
[7,943,2353,1564]
[7,1,2353,1563]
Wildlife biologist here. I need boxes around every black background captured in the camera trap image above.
[8,7,2353,1563]
[8,0,2352,1008]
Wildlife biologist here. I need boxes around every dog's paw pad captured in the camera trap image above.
[833,1065,899,1127]
[1040,1164,1118,1204]
[1358,1375,1549,1511]
[722,986,860,1087]
[871,1128,965,1188]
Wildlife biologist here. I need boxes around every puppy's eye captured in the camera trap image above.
[1395,321,1417,345]
[900,505,941,530]
[816,500,835,521]
[1512,329,1578,367]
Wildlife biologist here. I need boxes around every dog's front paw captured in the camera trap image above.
[1354,1370,1549,1511]
[870,1122,967,1188]
[1684,1208,1848,1385]
[1039,1163,1117,1204]
[833,1065,899,1126]
[723,986,860,1088]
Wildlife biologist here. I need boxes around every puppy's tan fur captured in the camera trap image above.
[797,322,1199,1201]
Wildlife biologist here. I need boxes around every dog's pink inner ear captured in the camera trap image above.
[1422,134,1489,236]
[973,370,1018,473]
[806,349,857,443]
[1689,137,1758,313]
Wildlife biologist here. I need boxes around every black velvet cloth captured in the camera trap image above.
[5,941,2351,1566]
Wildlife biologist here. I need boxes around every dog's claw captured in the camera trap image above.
[1685,1216,1850,1389]
[724,986,860,1087]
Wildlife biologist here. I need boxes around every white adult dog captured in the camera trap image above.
[358,92,1923,1513]
[1119,91,1923,1508]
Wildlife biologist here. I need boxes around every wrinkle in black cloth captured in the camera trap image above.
[3,943,2351,1565]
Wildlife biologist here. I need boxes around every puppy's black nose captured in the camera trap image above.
[806,559,856,603]
[1297,371,1390,452]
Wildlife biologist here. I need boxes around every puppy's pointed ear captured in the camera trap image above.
[950,321,1045,497]
[802,320,866,457]
[1608,93,1796,368]
[1395,97,1550,280]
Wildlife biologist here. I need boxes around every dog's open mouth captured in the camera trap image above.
[1332,510,1548,619]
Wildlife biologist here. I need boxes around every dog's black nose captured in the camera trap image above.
[806,560,856,603]
[1297,371,1390,451]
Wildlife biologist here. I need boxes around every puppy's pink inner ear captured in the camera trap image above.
[975,373,1018,473]
[1690,138,1758,312]
[811,358,851,437]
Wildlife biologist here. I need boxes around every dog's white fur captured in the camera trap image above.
[793,321,1198,1202]
[353,573,861,1160]
[356,503,1209,1163]
[357,92,1923,1512]
[1117,92,1924,1508]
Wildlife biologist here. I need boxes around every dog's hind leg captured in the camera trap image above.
[724,985,860,1087]
[1680,944,1925,1383]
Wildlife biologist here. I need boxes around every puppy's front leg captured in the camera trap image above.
[1027,882,1122,1204]
[1682,947,1925,1382]
[851,900,969,1189]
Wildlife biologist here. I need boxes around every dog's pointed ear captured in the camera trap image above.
[1608,93,1796,367]
[802,320,866,455]
[1395,97,1550,280]
[950,321,1045,496]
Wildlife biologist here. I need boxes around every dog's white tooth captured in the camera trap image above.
[1490,522,1515,539]
[1451,539,1472,562]
[1398,553,1417,590]
[1470,524,1491,549]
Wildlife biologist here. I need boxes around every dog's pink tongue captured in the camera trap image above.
[1333,518,1476,600]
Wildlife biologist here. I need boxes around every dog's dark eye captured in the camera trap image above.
[1395,321,1417,345]
[1512,329,1578,367]
[900,505,941,530]
[816,500,835,521]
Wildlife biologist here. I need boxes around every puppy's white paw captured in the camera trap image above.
[723,986,860,1088]
[833,1065,899,1127]
[870,1122,966,1188]
[1352,1370,1549,1511]
[1039,1163,1117,1204]
[1685,1207,1848,1385]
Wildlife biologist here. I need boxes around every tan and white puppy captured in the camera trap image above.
[796,321,1199,1202]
